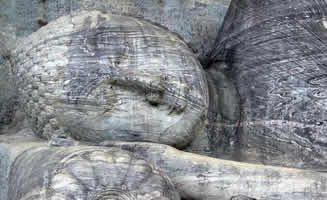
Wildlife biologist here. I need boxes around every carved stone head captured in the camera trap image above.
[13,11,209,148]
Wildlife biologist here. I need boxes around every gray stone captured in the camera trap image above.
[209,0,327,169]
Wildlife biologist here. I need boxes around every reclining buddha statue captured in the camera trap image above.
[1,0,327,199]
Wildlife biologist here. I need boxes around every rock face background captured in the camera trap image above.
[2,0,230,64]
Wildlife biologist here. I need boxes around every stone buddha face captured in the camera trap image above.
[14,11,209,148]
